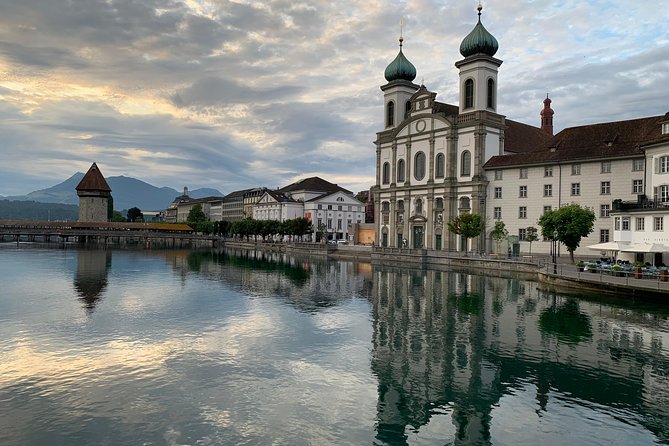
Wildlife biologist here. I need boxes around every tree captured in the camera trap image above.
[447,213,483,255]
[316,222,327,243]
[526,226,539,256]
[490,220,508,256]
[110,210,125,222]
[187,204,206,224]
[538,204,595,263]
[127,207,143,222]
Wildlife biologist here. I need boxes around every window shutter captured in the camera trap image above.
[654,186,658,200]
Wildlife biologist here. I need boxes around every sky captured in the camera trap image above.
[0,0,668,197]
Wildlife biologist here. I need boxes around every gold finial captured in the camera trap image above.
[399,18,404,46]
[477,2,483,16]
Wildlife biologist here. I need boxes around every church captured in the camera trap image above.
[373,4,549,252]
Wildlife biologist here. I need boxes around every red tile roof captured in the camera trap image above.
[76,163,111,192]
[484,114,669,169]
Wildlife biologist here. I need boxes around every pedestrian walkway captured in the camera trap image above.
[540,262,669,295]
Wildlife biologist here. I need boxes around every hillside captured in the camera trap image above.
[0,200,79,221]
[6,174,223,211]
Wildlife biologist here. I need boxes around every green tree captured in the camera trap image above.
[110,210,125,222]
[127,206,143,222]
[316,222,327,243]
[490,220,508,256]
[538,204,595,263]
[187,203,206,224]
[447,213,483,256]
[526,226,539,256]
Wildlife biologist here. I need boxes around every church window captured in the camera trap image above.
[405,101,411,119]
[460,151,471,176]
[386,101,395,127]
[381,202,390,212]
[415,198,423,215]
[435,153,445,178]
[414,152,426,180]
[397,159,405,182]
[397,200,404,211]
[487,78,495,109]
[464,79,474,109]
[435,198,444,209]
[459,197,470,209]
[382,162,390,184]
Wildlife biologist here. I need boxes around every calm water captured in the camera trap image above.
[1,246,668,445]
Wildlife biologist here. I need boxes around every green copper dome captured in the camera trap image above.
[384,38,417,82]
[459,8,498,58]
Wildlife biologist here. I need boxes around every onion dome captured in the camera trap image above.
[384,37,417,82]
[459,3,499,58]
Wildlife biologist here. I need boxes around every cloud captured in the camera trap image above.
[0,0,667,196]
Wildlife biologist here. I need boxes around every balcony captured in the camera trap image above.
[612,195,669,212]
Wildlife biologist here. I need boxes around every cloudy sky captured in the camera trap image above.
[1,0,667,196]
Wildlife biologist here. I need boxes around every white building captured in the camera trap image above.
[373,5,549,251]
[304,190,365,242]
[607,118,669,265]
[253,177,365,242]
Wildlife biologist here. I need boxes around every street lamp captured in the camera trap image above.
[552,230,558,274]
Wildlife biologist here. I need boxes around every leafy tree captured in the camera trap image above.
[447,213,483,255]
[538,204,595,263]
[490,220,508,256]
[526,226,539,256]
[110,210,125,222]
[187,204,206,224]
[316,222,327,243]
[127,206,143,222]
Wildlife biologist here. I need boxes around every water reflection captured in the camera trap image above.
[73,249,111,313]
[370,267,669,445]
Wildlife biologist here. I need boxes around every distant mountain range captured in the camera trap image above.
[5,173,223,211]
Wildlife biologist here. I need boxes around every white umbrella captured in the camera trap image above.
[621,243,668,253]
[586,241,627,251]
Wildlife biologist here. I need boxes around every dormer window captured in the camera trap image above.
[663,122,669,135]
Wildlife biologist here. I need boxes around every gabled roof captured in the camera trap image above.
[503,120,553,154]
[305,190,364,203]
[76,163,111,192]
[484,114,668,169]
[279,176,351,195]
[260,189,299,204]
[222,188,255,201]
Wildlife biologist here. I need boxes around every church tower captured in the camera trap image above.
[541,95,555,135]
[455,3,501,113]
[76,163,112,222]
[381,28,419,130]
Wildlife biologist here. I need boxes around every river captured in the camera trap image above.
[0,245,668,445]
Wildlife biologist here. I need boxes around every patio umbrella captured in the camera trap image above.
[621,243,668,253]
[586,241,626,251]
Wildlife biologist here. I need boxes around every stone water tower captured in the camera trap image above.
[76,163,112,222]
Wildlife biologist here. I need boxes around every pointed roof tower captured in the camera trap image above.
[541,95,555,135]
[76,163,111,193]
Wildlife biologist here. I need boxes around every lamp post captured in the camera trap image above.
[552,230,558,274]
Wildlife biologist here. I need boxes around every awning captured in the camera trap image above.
[586,241,628,251]
[620,243,669,253]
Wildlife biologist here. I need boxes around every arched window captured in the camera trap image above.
[414,151,426,181]
[487,78,495,109]
[382,162,390,184]
[397,200,404,211]
[386,101,395,127]
[382,201,390,212]
[397,159,405,182]
[461,151,471,176]
[405,100,411,119]
[464,79,474,109]
[415,198,423,215]
[435,153,445,178]
[459,197,471,209]
[435,198,444,209]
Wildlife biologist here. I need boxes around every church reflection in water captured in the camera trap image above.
[370,267,669,445]
[73,249,111,313]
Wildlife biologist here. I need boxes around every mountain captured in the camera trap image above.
[6,174,223,211]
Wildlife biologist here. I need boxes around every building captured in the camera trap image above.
[373,5,549,251]
[486,113,669,258]
[252,176,366,242]
[243,188,268,219]
[76,163,112,222]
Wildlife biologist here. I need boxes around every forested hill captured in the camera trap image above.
[0,200,79,221]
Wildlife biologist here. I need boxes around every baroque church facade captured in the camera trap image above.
[373,5,549,252]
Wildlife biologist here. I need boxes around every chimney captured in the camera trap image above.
[540,94,554,136]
